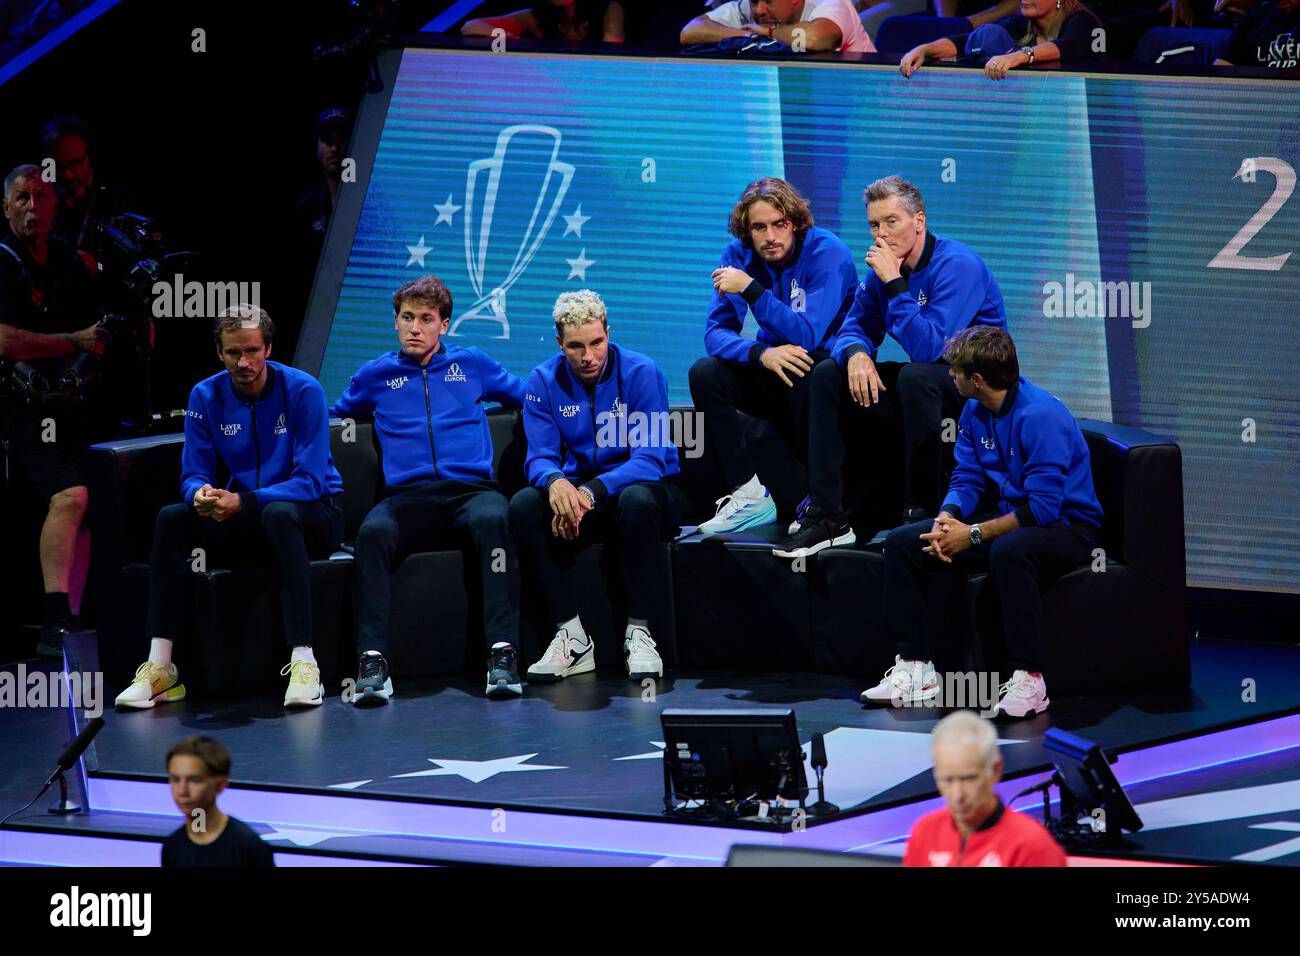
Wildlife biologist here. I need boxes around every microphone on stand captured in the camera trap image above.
[807,732,839,817]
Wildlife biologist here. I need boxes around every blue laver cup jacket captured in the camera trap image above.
[832,232,1006,366]
[941,377,1103,529]
[180,361,344,510]
[523,343,679,501]
[705,225,859,365]
[329,343,526,486]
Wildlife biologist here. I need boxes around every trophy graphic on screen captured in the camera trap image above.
[450,124,575,339]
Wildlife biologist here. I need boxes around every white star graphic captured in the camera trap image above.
[615,741,666,761]
[566,248,595,282]
[562,204,590,238]
[405,235,431,268]
[434,194,462,227]
[259,824,352,847]
[327,779,373,790]
[390,753,567,784]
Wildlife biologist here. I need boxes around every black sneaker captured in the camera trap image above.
[37,621,78,659]
[485,642,524,699]
[772,514,856,558]
[901,507,931,525]
[353,652,393,705]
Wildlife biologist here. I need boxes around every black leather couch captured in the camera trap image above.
[87,407,1188,698]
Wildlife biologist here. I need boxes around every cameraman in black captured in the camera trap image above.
[41,116,132,279]
[0,164,109,657]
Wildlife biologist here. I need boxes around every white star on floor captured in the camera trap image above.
[405,235,431,267]
[328,779,373,790]
[260,824,355,847]
[390,753,567,784]
[615,741,666,761]
[563,204,590,238]
[566,248,595,281]
[434,194,462,227]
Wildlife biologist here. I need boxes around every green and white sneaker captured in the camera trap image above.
[114,661,186,710]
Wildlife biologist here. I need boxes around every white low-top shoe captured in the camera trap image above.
[526,628,596,682]
[860,655,940,707]
[282,659,324,708]
[624,626,663,679]
[992,670,1050,718]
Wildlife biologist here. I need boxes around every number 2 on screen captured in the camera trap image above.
[1208,157,1294,272]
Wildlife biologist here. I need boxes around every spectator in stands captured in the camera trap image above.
[462,1,625,43]
[114,305,344,710]
[510,290,685,685]
[682,0,877,52]
[1216,0,1300,66]
[860,326,1102,719]
[330,276,527,702]
[900,0,1103,78]
[688,177,858,536]
[162,735,275,867]
[903,711,1066,867]
[293,108,354,274]
[773,176,1006,560]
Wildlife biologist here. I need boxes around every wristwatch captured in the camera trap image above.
[577,485,596,507]
[969,523,983,547]
[1020,45,1036,64]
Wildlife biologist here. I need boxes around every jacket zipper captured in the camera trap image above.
[248,398,261,488]
[421,366,440,479]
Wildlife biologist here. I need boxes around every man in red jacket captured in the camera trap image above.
[904,711,1066,867]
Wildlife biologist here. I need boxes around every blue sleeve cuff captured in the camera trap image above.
[240,491,259,514]
[544,471,566,490]
[840,343,867,365]
[747,342,768,366]
[741,279,764,307]
[941,503,963,521]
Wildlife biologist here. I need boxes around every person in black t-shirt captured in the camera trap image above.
[901,0,1103,78]
[161,735,275,868]
[0,164,108,658]
[1218,0,1300,66]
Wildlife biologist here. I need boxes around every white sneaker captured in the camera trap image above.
[282,659,324,708]
[114,661,186,709]
[697,489,778,535]
[992,670,1050,718]
[526,627,596,682]
[624,626,663,679]
[859,655,940,707]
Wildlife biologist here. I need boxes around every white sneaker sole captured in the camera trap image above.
[773,528,856,559]
[115,683,186,710]
[285,683,325,708]
[527,649,595,682]
[486,674,524,698]
[697,501,778,536]
[860,683,940,707]
[994,696,1050,719]
[626,659,663,680]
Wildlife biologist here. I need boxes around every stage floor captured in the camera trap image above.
[3,639,1300,866]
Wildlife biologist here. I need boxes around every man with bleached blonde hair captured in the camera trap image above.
[510,290,685,682]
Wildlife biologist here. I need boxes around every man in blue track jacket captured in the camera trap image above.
[688,177,858,536]
[330,276,527,702]
[860,327,1102,719]
[509,290,685,682]
[115,305,345,710]
[775,176,1006,559]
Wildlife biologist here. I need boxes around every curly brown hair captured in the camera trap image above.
[392,275,453,320]
[728,177,814,248]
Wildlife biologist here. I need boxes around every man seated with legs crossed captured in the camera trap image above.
[861,326,1102,718]
[689,176,858,535]
[331,275,526,702]
[776,175,1006,557]
[510,290,683,683]
[116,305,344,709]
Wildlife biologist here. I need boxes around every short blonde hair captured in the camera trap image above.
[553,289,607,336]
[932,710,998,768]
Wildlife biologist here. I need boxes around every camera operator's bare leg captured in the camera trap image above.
[39,486,89,645]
